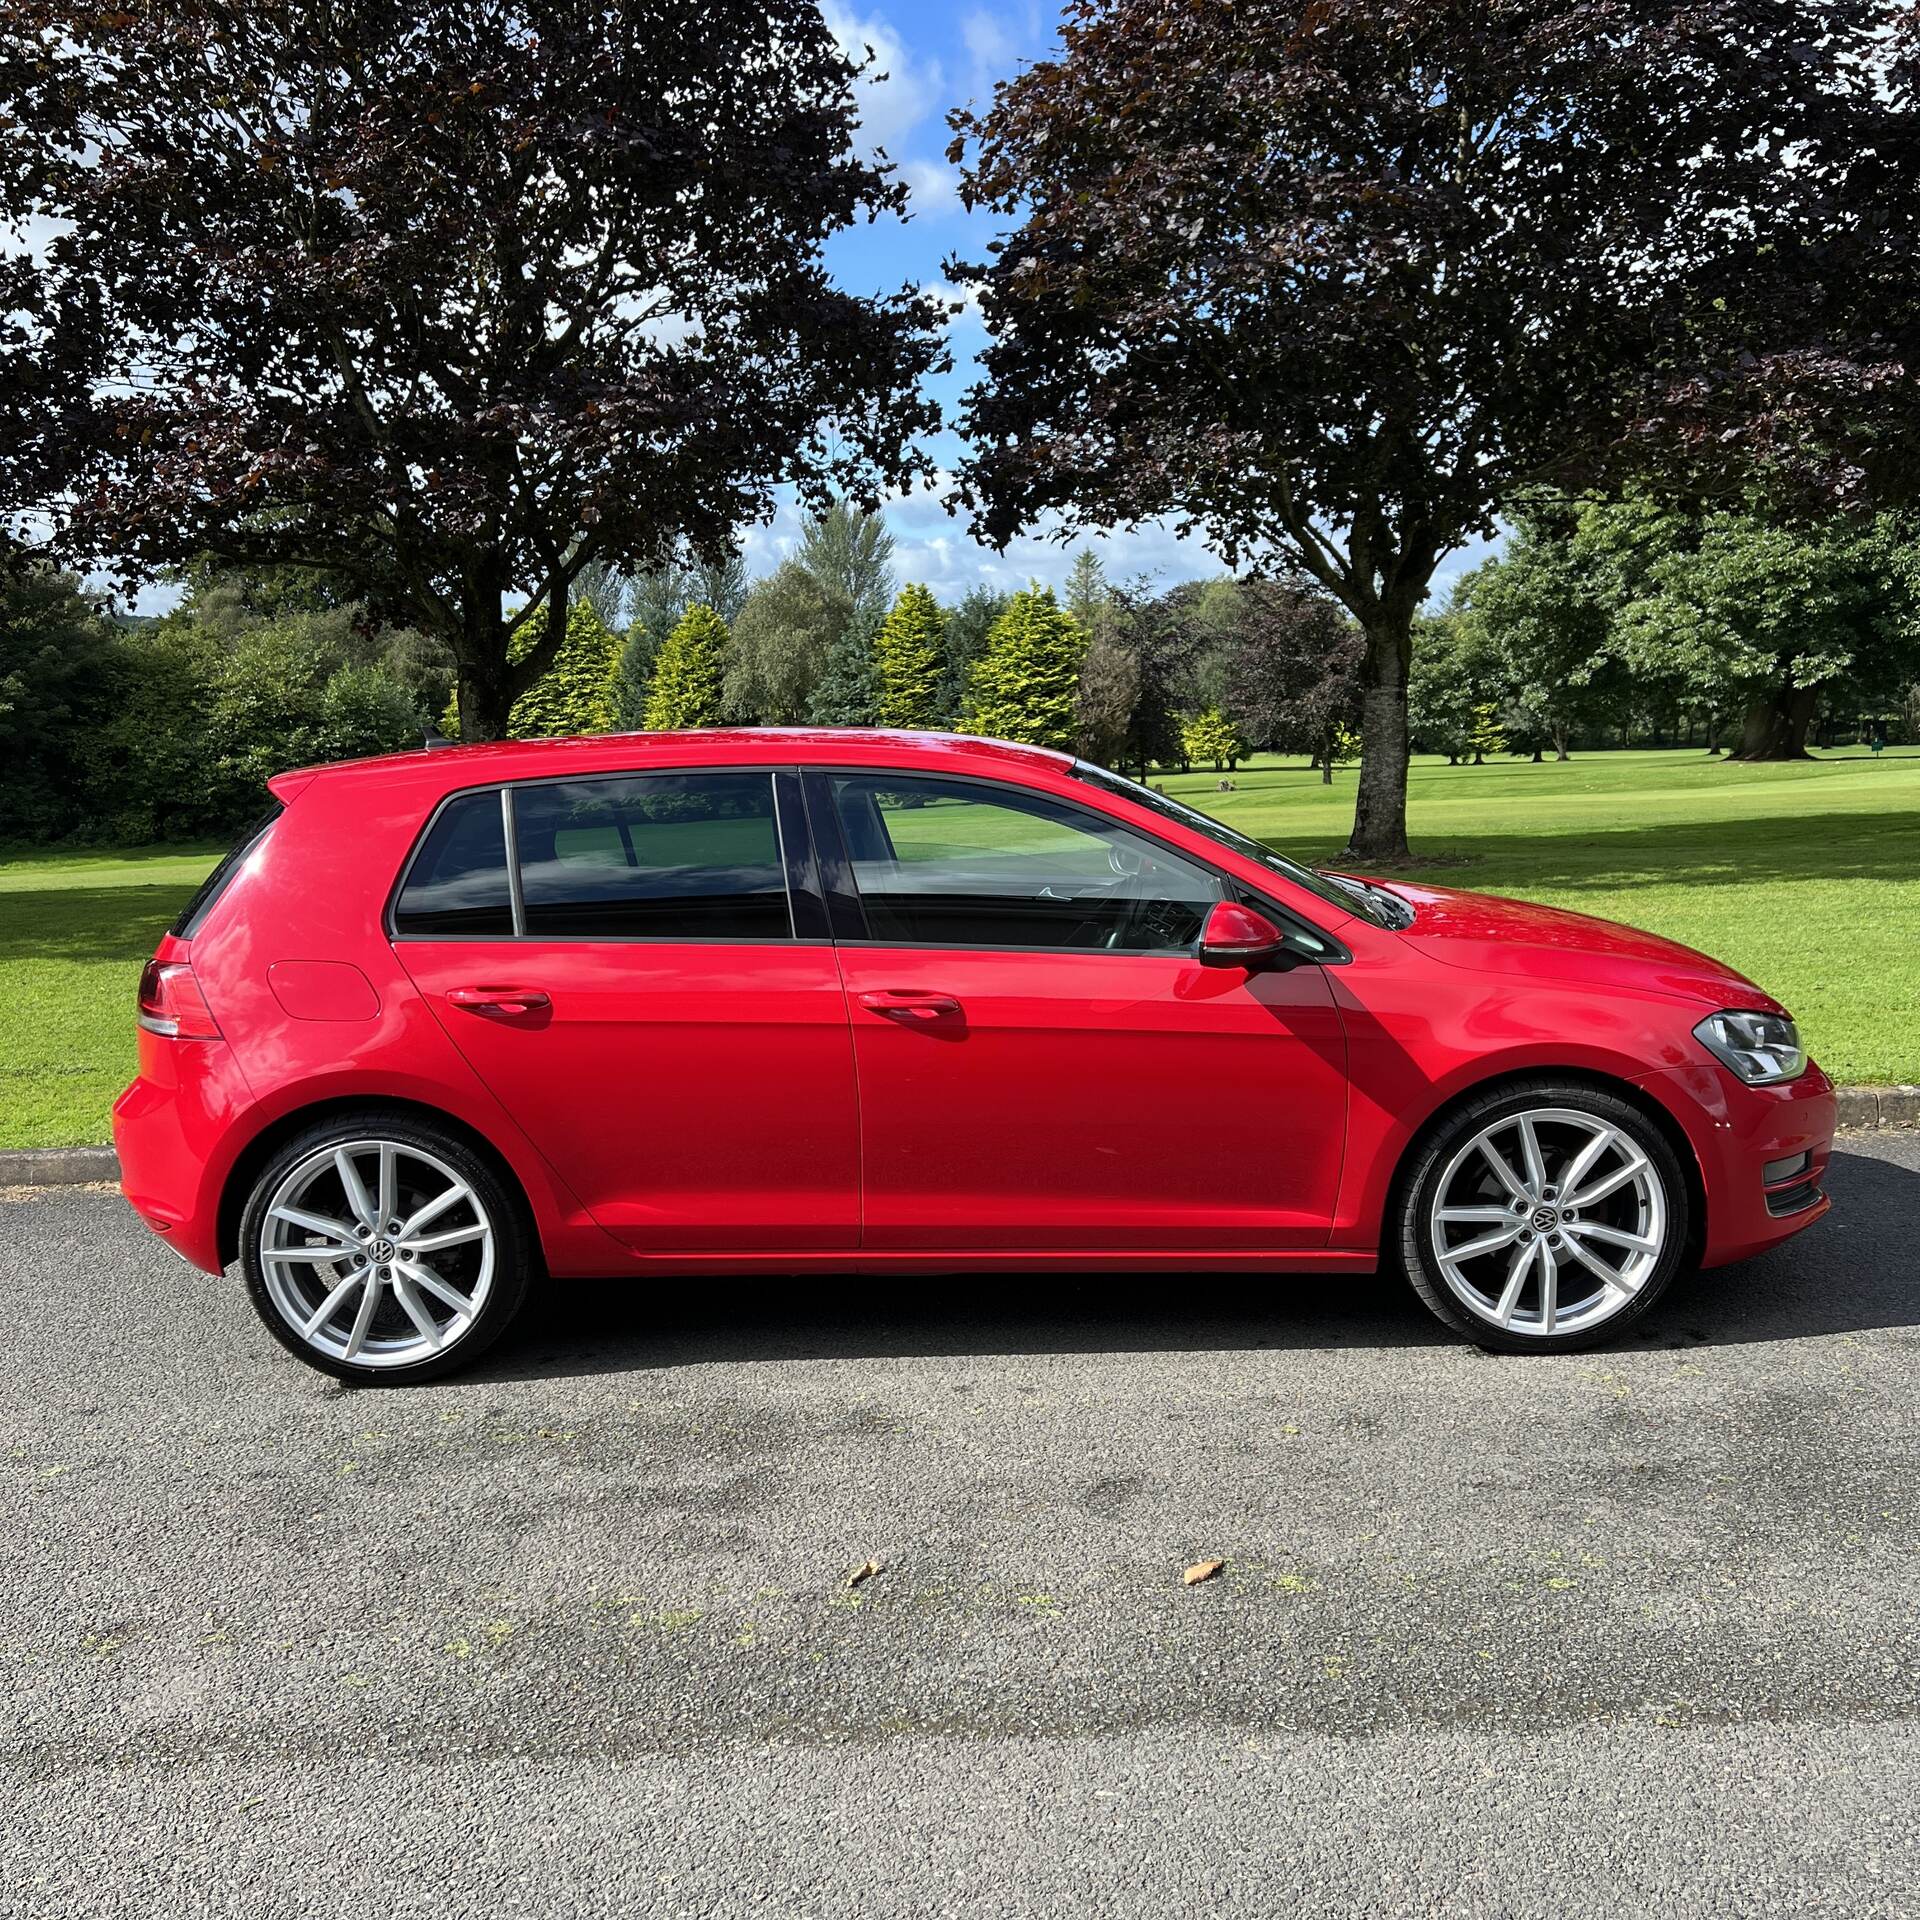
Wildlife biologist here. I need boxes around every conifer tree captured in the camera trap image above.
[806,604,884,725]
[643,604,729,730]
[963,586,1088,750]
[873,584,946,730]
[507,602,622,737]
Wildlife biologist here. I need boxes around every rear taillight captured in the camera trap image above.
[137,959,222,1039]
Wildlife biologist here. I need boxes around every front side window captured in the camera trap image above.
[392,790,514,937]
[828,773,1219,952]
[513,772,791,940]
[1070,758,1402,927]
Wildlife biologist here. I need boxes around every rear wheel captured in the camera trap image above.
[1397,1081,1692,1353]
[240,1113,535,1383]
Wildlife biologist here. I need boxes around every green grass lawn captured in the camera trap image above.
[0,842,228,1152]
[2,746,1915,1150]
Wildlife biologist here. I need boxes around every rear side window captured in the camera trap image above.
[393,790,515,937]
[512,773,791,940]
[172,803,283,939]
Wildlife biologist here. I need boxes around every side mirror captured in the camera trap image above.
[1196,899,1294,970]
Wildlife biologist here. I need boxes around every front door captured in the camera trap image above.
[813,771,1348,1252]
[393,770,858,1253]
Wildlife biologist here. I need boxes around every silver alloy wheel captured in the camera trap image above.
[258,1139,495,1370]
[1429,1107,1667,1338]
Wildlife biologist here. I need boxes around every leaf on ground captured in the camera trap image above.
[1183,1559,1225,1586]
[846,1559,883,1589]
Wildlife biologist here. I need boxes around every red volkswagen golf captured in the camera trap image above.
[114,729,1834,1381]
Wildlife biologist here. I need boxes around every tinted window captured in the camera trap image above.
[513,773,791,940]
[172,803,283,938]
[393,790,515,937]
[829,774,1219,951]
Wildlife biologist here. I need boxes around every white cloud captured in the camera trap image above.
[899,159,961,218]
[960,9,1021,109]
[822,4,944,157]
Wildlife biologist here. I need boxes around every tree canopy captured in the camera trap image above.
[0,0,944,739]
[948,0,1890,857]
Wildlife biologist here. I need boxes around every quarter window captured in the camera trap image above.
[392,791,514,937]
[512,773,791,940]
[828,774,1219,952]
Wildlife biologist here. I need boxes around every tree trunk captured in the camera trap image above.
[455,655,517,742]
[1727,685,1818,761]
[1531,745,1544,763]
[1345,614,1413,863]
[1552,724,1570,762]
[1705,709,1721,756]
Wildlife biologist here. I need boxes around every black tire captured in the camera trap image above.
[239,1109,537,1384]
[1395,1078,1693,1354]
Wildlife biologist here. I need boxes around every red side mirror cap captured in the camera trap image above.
[1197,900,1290,968]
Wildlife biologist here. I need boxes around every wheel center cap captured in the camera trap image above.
[369,1236,396,1263]
[1530,1206,1559,1232]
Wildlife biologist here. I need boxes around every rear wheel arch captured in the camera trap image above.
[1381,1066,1708,1271]
[218,1095,541,1271]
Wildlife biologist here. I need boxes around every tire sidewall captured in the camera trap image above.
[239,1112,534,1385]
[1398,1081,1693,1354]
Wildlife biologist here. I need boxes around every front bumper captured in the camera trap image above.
[1635,1057,1837,1268]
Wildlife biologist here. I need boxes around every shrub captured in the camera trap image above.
[1180,707,1244,771]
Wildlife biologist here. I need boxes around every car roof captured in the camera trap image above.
[268,727,1077,802]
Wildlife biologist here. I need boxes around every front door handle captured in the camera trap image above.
[857,989,962,1022]
[447,985,551,1016]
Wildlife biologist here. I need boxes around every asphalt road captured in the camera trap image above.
[4,1138,1918,1919]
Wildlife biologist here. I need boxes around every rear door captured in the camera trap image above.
[811,770,1349,1253]
[392,769,859,1253]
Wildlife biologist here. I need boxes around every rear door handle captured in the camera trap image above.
[857,989,961,1021]
[447,986,551,1016]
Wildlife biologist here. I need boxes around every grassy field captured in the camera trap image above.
[1,746,1915,1149]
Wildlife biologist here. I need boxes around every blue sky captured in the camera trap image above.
[754,0,1247,601]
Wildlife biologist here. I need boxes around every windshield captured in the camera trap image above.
[1070,761,1403,929]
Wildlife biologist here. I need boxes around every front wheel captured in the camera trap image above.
[240,1113,535,1383]
[1397,1082,1693,1353]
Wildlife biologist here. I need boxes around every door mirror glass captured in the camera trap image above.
[1197,899,1292,969]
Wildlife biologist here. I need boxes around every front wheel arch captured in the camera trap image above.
[1379,1067,1707,1277]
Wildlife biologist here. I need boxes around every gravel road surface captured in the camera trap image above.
[4,1138,1917,1918]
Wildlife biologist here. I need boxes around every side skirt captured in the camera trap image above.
[544,1247,1380,1279]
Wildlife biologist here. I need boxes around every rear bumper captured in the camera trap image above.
[112,1032,254,1276]
[1634,1058,1837,1268]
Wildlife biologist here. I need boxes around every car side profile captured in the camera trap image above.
[115,729,1835,1381]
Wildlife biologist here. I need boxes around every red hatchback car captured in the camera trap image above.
[115,729,1834,1381]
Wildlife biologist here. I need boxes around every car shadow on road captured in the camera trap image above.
[473,1145,1920,1382]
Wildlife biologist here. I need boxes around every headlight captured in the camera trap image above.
[1692,1009,1806,1085]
